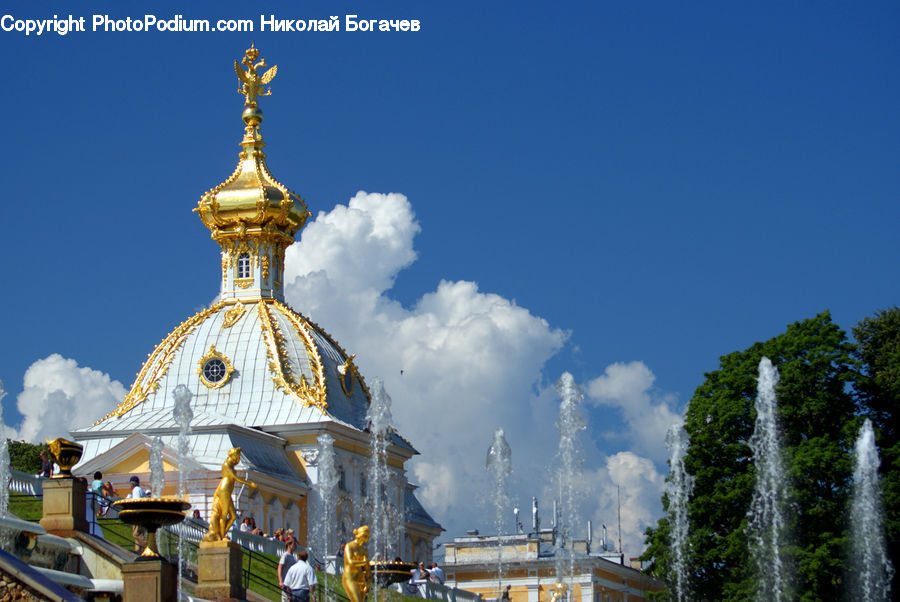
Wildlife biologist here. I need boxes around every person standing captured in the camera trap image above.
[278,539,298,602]
[126,476,148,552]
[39,451,53,478]
[283,549,317,602]
[429,562,445,585]
[91,472,105,517]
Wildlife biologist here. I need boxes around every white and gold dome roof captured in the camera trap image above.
[74,45,398,466]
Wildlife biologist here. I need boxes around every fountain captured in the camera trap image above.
[365,378,398,573]
[149,437,165,498]
[665,424,693,602]
[747,357,788,602]
[0,439,10,518]
[112,497,191,560]
[172,384,194,599]
[848,419,894,600]
[486,427,512,599]
[1,436,93,595]
[555,372,585,591]
[172,384,194,499]
[316,433,340,601]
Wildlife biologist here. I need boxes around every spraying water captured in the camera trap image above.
[172,384,194,601]
[747,357,788,602]
[665,424,693,602]
[366,378,397,570]
[555,372,585,590]
[149,437,165,498]
[0,439,9,518]
[316,433,340,602]
[172,384,194,499]
[849,419,894,600]
[486,428,512,599]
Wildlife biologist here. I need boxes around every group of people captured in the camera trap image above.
[89,471,118,517]
[278,538,318,602]
[239,515,265,536]
[407,561,445,594]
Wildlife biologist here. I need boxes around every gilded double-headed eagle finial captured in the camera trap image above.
[235,43,277,107]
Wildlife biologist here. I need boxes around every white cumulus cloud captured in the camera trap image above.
[3,354,126,443]
[584,452,666,557]
[586,361,682,463]
[283,191,669,556]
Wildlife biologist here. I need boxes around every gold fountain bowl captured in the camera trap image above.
[113,497,191,529]
[112,497,191,560]
[370,560,417,587]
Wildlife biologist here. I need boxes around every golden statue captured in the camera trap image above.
[202,447,258,542]
[549,581,567,602]
[235,43,277,107]
[342,525,372,602]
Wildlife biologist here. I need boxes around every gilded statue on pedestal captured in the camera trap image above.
[203,446,257,542]
[342,525,371,602]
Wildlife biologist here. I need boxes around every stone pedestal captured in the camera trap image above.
[195,539,245,601]
[39,477,88,535]
[121,559,177,602]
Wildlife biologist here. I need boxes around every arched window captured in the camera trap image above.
[237,253,251,279]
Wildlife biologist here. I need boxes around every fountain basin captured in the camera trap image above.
[369,560,416,587]
[112,498,190,561]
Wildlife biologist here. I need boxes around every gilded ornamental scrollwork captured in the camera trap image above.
[258,301,328,413]
[95,302,225,424]
[222,300,246,328]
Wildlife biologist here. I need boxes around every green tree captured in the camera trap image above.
[7,440,47,473]
[853,307,900,594]
[643,312,858,601]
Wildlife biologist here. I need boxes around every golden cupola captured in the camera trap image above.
[195,44,310,301]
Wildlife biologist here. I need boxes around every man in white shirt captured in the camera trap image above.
[278,539,298,602]
[429,562,445,585]
[282,549,317,602]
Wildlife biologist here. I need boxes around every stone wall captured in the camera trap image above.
[0,571,53,602]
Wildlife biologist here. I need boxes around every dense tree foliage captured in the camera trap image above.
[643,311,861,601]
[853,307,900,596]
[6,440,47,473]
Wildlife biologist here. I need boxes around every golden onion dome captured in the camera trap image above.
[194,44,310,303]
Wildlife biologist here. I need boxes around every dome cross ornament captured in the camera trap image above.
[235,43,277,108]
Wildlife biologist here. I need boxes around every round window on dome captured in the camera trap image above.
[197,345,234,389]
[203,358,227,383]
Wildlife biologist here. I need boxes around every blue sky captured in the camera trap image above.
[1,1,898,553]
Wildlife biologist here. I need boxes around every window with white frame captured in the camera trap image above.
[237,253,251,279]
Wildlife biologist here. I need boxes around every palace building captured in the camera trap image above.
[71,45,442,561]
[443,526,663,602]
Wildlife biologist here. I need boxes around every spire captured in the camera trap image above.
[194,45,310,302]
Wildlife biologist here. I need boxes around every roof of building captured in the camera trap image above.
[405,485,443,531]
[76,299,373,436]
